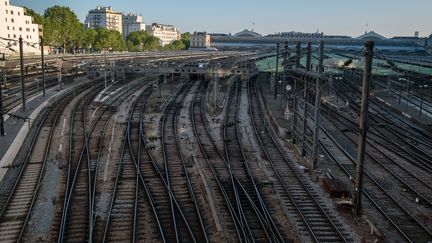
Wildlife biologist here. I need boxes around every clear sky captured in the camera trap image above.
[12,0,432,38]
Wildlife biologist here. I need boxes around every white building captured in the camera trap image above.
[0,0,42,54]
[122,13,145,39]
[190,32,211,48]
[85,6,123,34]
[146,23,180,46]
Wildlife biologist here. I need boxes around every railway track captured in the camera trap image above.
[103,88,146,242]
[190,81,243,241]
[0,84,90,243]
[320,122,432,242]
[324,108,432,207]
[57,84,105,242]
[139,82,201,242]
[334,78,432,148]
[223,79,280,242]
[2,73,83,115]
[250,80,352,242]
[58,80,143,241]
[161,81,208,242]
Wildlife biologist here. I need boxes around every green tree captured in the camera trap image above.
[43,6,82,53]
[181,32,191,49]
[83,28,97,51]
[24,7,44,25]
[94,27,125,51]
[126,31,143,47]
[125,30,161,51]
[164,40,185,50]
[143,35,161,50]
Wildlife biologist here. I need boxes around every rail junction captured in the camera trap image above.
[0,45,431,242]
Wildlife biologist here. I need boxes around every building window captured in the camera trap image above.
[4,17,6,22]
[13,34,16,38]
[12,26,14,30]
[19,27,22,31]
[5,1,7,6]
[8,34,10,38]
[10,10,13,15]
[7,26,9,30]
[11,18,14,23]
[5,10,8,14]
[18,12,20,16]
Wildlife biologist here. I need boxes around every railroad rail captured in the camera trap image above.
[0,83,91,242]
[223,79,281,242]
[190,81,243,241]
[320,123,432,242]
[160,81,208,242]
[250,79,351,242]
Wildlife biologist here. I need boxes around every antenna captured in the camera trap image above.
[252,22,255,32]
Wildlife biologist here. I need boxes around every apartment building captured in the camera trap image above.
[122,13,145,39]
[0,0,42,54]
[146,23,180,46]
[85,6,123,34]
[190,32,211,48]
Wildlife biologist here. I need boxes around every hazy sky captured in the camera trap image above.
[12,0,432,38]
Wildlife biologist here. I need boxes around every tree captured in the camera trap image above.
[126,31,143,47]
[94,27,125,52]
[83,28,97,51]
[24,7,44,25]
[164,40,185,50]
[43,6,82,53]
[125,30,161,51]
[143,35,161,50]
[181,32,191,49]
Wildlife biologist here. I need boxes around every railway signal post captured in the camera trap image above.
[274,43,280,100]
[306,42,312,71]
[0,68,4,136]
[312,40,324,169]
[354,41,374,216]
[19,37,26,111]
[40,37,46,97]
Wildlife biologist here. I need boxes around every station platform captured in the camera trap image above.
[371,91,432,126]
[0,79,89,181]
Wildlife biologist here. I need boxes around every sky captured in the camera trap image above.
[12,0,432,38]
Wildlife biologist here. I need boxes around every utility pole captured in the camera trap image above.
[2,69,6,88]
[57,59,63,90]
[104,51,107,89]
[19,37,26,111]
[295,41,301,69]
[213,63,220,110]
[274,43,280,100]
[40,37,46,97]
[312,40,324,169]
[306,42,312,71]
[0,69,4,136]
[301,80,308,156]
[354,41,374,216]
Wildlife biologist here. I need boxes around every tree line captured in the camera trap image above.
[25,6,190,53]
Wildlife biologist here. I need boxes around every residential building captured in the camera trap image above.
[190,32,211,48]
[0,0,42,54]
[85,6,123,34]
[122,13,145,39]
[146,23,180,46]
